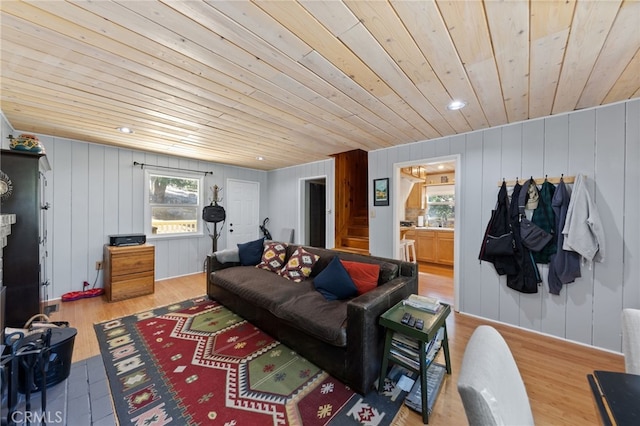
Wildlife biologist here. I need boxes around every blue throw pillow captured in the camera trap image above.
[313,256,358,301]
[237,237,265,266]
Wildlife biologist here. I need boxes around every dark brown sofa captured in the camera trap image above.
[206,244,418,395]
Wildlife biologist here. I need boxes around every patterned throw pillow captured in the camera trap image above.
[278,246,319,282]
[256,242,288,273]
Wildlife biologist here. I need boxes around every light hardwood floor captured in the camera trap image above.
[49,269,622,425]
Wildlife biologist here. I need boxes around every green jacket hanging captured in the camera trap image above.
[531,179,557,264]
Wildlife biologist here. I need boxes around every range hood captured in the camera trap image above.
[400,166,426,205]
[400,177,416,205]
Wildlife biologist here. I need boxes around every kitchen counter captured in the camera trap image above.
[401,226,454,231]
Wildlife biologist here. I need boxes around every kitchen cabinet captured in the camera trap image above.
[413,229,453,266]
[436,231,454,266]
[402,228,416,241]
[416,230,436,263]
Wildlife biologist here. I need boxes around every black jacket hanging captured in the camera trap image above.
[507,183,542,294]
[479,181,517,275]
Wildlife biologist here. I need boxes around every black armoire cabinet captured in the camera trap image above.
[0,149,48,327]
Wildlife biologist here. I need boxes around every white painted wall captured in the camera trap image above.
[266,159,335,248]
[0,124,267,299]
[369,99,640,352]
[3,99,639,354]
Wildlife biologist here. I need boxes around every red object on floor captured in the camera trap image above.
[61,288,104,302]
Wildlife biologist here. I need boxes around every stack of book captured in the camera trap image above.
[404,363,447,414]
[389,328,444,371]
[403,294,442,313]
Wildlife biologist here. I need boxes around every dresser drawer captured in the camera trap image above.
[110,272,154,302]
[111,252,154,276]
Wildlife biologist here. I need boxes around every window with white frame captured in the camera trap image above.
[425,184,455,227]
[145,171,203,236]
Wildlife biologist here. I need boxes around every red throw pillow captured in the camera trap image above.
[340,260,380,295]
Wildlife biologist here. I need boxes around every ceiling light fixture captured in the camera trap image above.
[256,156,264,161]
[117,126,134,134]
[447,100,466,111]
[437,164,445,170]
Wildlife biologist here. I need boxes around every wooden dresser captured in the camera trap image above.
[103,244,155,302]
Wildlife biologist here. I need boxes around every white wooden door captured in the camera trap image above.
[225,179,260,248]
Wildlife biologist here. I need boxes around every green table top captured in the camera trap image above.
[379,299,451,342]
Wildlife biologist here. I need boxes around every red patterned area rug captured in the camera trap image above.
[94,297,409,426]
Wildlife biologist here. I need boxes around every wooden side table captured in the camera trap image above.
[103,244,155,302]
[378,300,452,424]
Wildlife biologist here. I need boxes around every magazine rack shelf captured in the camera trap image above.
[378,300,451,424]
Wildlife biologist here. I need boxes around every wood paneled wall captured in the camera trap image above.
[3,99,639,354]
[0,121,267,299]
[333,149,368,241]
[370,99,640,353]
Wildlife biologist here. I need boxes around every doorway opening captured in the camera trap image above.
[300,177,326,248]
[394,155,460,308]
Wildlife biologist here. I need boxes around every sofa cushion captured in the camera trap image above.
[279,246,319,282]
[277,291,348,347]
[341,260,380,295]
[212,266,347,347]
[237,237,265,266]
[256,242,287,273]
[313,256,358,301]
[213,266,311,312]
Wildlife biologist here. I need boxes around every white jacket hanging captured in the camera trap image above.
[562,174,605,263]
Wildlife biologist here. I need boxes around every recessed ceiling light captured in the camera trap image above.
[447,100,466,111]
[117,126,134,134]
[256,156,264,161]
[437,164,445,170]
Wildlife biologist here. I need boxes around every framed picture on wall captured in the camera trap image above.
[373,178,390,206]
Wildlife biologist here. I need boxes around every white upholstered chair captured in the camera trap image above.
[622,308,640,375]
[457,325,534,426]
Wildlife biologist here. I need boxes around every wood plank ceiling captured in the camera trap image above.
[1,0,639,171]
